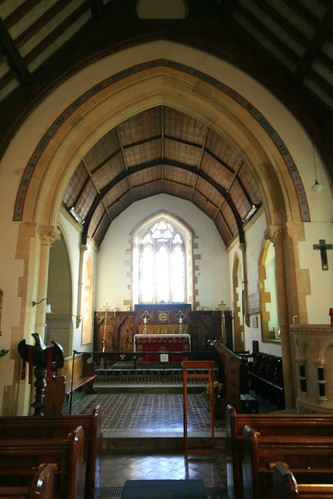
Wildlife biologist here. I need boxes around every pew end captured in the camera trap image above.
[273,462,333,498]
[0,463,54,498]
[273,462,298,498]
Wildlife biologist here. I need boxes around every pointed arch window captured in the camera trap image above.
[139,219,186,303]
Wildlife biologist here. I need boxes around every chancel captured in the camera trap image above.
[0,1,332,498]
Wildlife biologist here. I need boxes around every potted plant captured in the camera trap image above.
[202,381,224,418]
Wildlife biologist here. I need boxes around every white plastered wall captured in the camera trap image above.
[96,194,229,312]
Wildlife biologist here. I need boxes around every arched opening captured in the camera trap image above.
[46,231,73,355]
[259,239,280,342]
[232,254,244,351]
[10,46,309,412]
[81,256,94,345]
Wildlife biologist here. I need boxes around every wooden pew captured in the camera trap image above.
[273,462,333,498]
[247,352,284,409]
[208,340,242,413]
[243,424,333,499]
[226,404,333,499]
[0,425,85,499]
[57,353,96,401]
[0,405,101,499]
[0,463,54,498]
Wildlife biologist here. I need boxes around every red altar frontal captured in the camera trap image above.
[134,334,191,363]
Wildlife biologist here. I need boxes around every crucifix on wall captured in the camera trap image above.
[313,239,332,270]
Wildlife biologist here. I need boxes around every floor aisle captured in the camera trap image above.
[69,392,228,498]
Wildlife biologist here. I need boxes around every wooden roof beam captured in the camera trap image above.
[0,17,32,85]
[88,0,105,20]
[292,3,333,85]
[236,2,299,66]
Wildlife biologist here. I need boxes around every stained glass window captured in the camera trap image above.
[139,219,186,303]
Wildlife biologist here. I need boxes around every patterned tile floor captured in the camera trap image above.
[69,392,228,498]
[98,452,227,498]
[69,392,226,438]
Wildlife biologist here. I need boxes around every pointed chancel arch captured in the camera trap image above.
[17,61,306,232]
[13,50,310,410]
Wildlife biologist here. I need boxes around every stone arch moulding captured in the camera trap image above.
[12,59,310,232]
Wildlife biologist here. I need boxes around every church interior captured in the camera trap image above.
[0,0,332,498]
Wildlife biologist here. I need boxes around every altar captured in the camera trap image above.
[134,334,191,363]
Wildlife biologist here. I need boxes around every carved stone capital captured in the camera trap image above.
[39,226,60,246]
[265,226,284,246]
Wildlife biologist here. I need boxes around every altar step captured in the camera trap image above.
[94,366,216,394]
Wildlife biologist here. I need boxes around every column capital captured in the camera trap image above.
[265,226,284,246]
[38,225,60,246]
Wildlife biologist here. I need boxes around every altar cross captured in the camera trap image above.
[313,239,332,270]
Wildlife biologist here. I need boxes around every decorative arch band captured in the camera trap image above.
[13,59,310,222]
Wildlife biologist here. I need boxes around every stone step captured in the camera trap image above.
[94,384,206,394]
[102,435,225,452]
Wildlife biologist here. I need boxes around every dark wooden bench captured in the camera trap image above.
[0,463,54,499]
[0,425,85,499]
[273,462,333,498]
[58,353,96,399]
[247,352,284,408]
[243,424,333,499]
[226,404,333,499]
[0,405,101,499]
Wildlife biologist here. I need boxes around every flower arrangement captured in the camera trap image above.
[203,381,223,402]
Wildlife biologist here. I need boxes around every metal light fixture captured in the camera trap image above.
[32,298,52,314]
[310,146,325,192]
[242,204,259,223]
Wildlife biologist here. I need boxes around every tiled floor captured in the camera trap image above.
[70,392,228,498]
[99,452,227,498]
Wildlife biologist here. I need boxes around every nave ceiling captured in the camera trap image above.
[62,105,263,248]
[0,0,332,248]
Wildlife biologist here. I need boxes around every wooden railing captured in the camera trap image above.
[92,350,215,369]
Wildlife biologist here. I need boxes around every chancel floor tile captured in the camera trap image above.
[69,393,225,437]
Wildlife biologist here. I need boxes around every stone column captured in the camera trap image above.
[34,226,60,339]
[266,225,294,408]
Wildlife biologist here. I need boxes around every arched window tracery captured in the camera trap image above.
[139,219,186,304]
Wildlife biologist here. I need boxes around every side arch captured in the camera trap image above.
[232,252,244,351]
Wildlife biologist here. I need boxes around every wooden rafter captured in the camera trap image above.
[251,0,309,49]
[15,0,72,49]
[0,17,31,85]
[292,3,333,85]
[88,0,105,20]
[236,2,300,66]
[23,3,90,66]
[116,126,135,203]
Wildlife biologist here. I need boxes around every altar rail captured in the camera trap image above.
[92,351,214,369]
